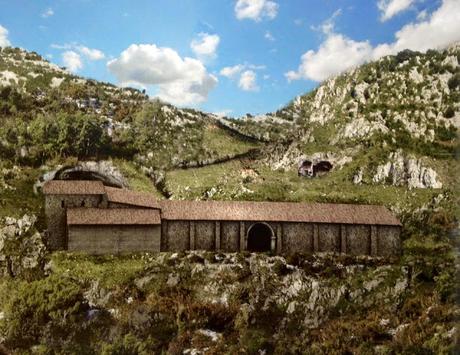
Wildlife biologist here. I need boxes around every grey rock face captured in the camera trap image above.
[265,142,354,172]
[84,280,113,308]
[373,150,442,189]
[35,160,128,193]
[0,214,46,277]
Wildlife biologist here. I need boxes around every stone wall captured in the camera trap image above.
[220,222,240,252]
[345,225,371,255]
[68,225,161,254]
[159,220,400,256]
[194,221,215,250]
[163,220,190,251]
[161,220,278,253]
[45,194,104,250]
[281,222,314,254]
[45,198,401,256]
[377,226,401,256]
[318,224,341,252]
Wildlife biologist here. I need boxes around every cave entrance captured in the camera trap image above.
[247,223,273,252]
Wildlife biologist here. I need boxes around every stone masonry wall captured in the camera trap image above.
[160,220,400,256]
[68,225,161,254]
[45,194,103,250]
[377,226,401,256]
[281,223,314,254]
[194,221,215,250]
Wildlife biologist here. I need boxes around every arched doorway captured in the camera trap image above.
[247,223,273,252]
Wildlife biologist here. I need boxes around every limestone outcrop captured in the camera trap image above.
[372,151,442,189]
[265,142,355,172]
[0,214,46,277]
[35,160,128,193]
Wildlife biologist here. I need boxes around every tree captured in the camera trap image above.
[28,113,111,161]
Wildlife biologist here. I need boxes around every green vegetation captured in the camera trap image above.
[0,227,456,354]
[202,124,258,157]
[111,159,164,198]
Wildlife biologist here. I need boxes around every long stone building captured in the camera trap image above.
[43,180,401,256]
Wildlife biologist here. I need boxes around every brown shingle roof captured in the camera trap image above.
[43,180,105,195]
[159,200,401,226]
[67,208,161,225]
[105,186,160,209]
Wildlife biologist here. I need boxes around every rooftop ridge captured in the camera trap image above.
[104,186,160,209]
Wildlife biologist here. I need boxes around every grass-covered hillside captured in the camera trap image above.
[0,43,458,353]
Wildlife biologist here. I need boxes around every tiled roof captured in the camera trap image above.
[105,186,160,209]
[67,208,161,225]
[45,181,400,226]
[159,200,401,226]
[43,180,105,195]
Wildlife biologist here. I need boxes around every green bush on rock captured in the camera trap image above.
[1,275,87,350]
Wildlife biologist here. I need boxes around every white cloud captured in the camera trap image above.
[220,64,245,79]
[286,34,373,82]
[377,0,413,22]
[52,43,105,61]
[373,0,460,55]
[220,63,265,91]
[190,33,220,60]
[51,43,71,50]
[239,70,259,91]
[107,44,217,106]
[264,31,275,41]
[62,51,83,72]
[0,25,10,47]
[311,9,341,34]
[220,63,265,79]
[77,46,105,60]
[416,10,427,21]
[42,8,54,18]
[235,0,279,21]
[286,0,460,82]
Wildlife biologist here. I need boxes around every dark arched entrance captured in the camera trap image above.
[247,223,273,252]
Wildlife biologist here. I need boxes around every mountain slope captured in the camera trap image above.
[0,47,260,171]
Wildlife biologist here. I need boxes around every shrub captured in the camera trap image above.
[100,333,153,355]
[238,329,274,354]
[395,49,420,64]
[1,275,87,350]
[443,106,455,118]
[272,259,292,276]
[447,73,460,91]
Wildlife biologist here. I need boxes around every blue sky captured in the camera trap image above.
[0,0,459,116]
